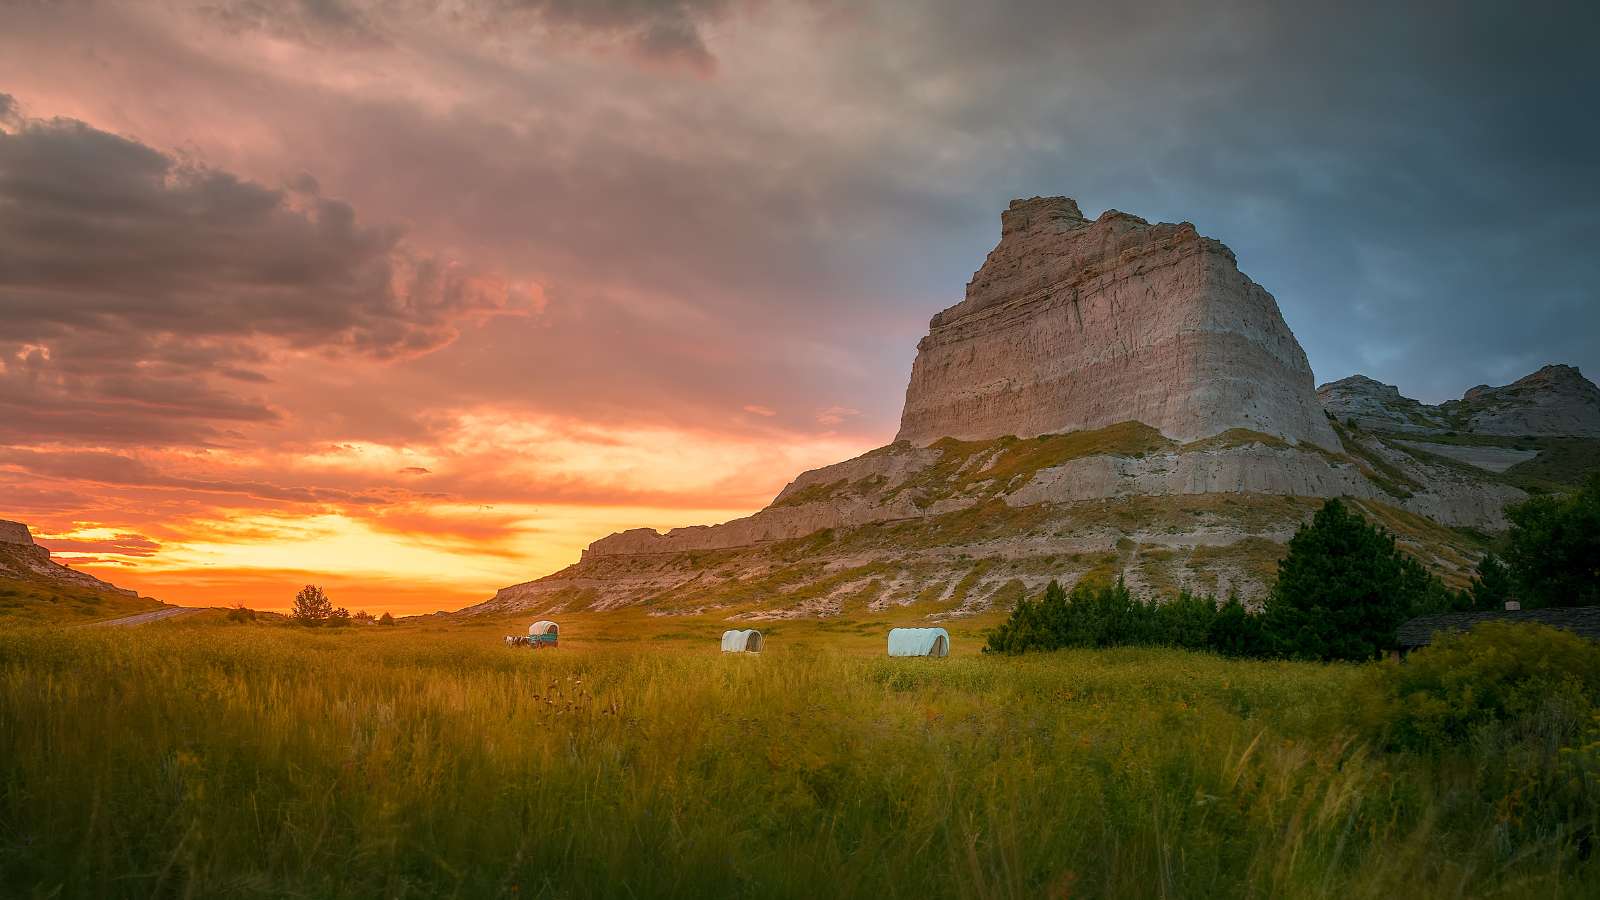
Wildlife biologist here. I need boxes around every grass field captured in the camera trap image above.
[2,618,1596,898]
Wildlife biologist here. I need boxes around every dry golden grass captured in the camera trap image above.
[2,617,1595,898]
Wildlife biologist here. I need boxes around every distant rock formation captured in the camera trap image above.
[0,520,34,546]
[466,197,1597,621]
[0,519,139,597]
[1319,365,1600,437]
[1445,365,1600,437]
[896,198,1341,452]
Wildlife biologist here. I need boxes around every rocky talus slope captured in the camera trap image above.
[465,199,1597,621]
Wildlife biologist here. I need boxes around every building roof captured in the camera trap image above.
[1396,606,1600,648]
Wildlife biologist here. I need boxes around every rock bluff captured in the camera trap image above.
[0,520,35,546]
[896,197,1341,452]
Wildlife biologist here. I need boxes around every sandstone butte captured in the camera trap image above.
[897,197,1341,453]
[0,519,139,597]
[464,198,1600,619]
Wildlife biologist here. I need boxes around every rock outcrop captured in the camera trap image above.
[0,520,34,546]
[0,520,140,597]
[1319,365,1600,438]
[1443,365,1600,437]
[467,197,1596,621]
[1315,375,1448,433]
[896,198,1341,453]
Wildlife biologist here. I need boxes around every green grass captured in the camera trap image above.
[885,421,1177,507]
[1368,430,1600,495]
[1,623,1594,898]
[1331,423,1423,499]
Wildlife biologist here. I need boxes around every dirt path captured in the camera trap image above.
[86,606,205,628]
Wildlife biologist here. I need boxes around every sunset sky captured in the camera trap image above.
[2,1,1596,614]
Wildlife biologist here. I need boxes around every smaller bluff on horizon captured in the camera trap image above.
[895,197,1341,452]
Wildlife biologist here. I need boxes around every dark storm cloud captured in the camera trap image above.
[849,0,1600,402]
[0,110,525,445]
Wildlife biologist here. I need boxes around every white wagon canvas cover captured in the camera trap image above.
[529,621,559,637]
[887,627,949,657]
[720,629,764,653]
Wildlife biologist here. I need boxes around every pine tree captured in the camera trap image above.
[1467,553,1515,610]
[1504,474,1600,608]
[1263,498,1440,661]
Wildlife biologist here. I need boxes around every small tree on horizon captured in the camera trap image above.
[291,585,334,626]
[378,611,395,626]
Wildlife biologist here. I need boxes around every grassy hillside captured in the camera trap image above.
[2,622,1594,898]
[0,576,162,625]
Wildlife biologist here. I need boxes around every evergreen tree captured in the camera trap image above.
[1503,474,1600,608]
[1262,498,1439,661]
[1467,553,1515,610]
[1207,596,1266,658]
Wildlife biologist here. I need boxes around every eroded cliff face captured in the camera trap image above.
[895,198,1340,452]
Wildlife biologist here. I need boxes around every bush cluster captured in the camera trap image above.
[984,579,1266,656]
[987,498,1453,660]
[1359,621,1600,750]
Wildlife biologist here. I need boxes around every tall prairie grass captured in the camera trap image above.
[0,625,1593,897]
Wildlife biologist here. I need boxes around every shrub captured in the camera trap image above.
[1361,622,1600,751]
[378,612,395,626]
[1149,591,1217,650]
[985,580,1230,654]
[225,604,256,624]
[1207,596,1267,658]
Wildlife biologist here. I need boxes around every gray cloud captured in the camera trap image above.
[202,0,732,72]
[0,109,525,445]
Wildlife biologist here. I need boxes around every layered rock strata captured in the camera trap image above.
[895,198,1340,452]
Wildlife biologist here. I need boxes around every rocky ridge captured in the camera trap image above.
[1319,365,1600,438]
[0,519,141,598]
[465,199,1596,621]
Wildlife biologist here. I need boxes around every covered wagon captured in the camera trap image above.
[720,629,764,653]
[505,620,560,649]
[528,620,559,647]
[887,627,949,657]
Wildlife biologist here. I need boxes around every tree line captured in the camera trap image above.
[987,474,1600,661]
